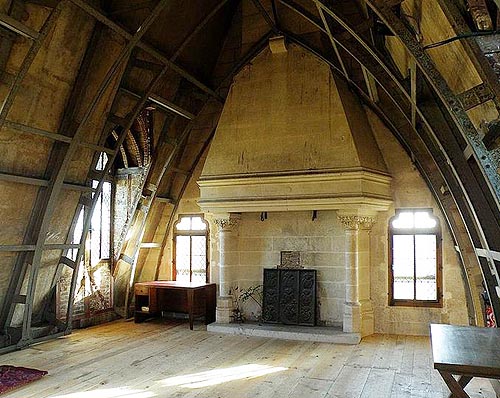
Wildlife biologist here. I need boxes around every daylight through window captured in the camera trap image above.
[174,215,209,283]
[389,209,442,307]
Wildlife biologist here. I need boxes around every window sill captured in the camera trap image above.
[389,300,443,308]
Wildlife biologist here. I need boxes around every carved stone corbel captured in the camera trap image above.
[214,213,241,232]
[338,215,376,231]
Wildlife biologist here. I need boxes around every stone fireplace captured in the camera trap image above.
[197,38,392,338]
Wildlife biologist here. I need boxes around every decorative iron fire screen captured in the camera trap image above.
[262,268,316,326]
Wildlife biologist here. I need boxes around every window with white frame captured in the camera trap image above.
[173,215,209,283]
[389,209,442,307]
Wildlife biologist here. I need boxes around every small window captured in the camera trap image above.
[173,215,209,283]
[389,209,442,307]
[90,153,112,265]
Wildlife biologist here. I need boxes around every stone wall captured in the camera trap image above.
[219,211,346,326]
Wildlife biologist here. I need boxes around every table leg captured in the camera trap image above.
[187,289,194,330]
[447,375,473,398]
[438,371,471,398]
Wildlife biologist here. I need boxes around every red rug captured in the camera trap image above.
[0,365,47,394]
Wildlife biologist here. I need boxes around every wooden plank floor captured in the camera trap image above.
[0,320,496,398]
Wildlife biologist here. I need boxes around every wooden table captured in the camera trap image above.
[134,281,216,330]
[430,323,500,398]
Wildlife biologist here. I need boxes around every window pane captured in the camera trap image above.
[96,152,108,171]
[175,217,191,231]
[100,182,112,259]
[90,186,102,267]
[191,217,207,231]
[392,212,414,229]
[393,235,414,299]
[415,235,437,300]
[191,236,206,283]
[176,236,191,282]
[414,211,437,229]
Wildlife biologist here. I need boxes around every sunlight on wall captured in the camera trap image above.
[49,387,155,398]
[159,364,288,389]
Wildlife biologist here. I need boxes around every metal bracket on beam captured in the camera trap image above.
[458,83,494,111]
[148,94,195,120]
[120,87,195,120]
[477,247,500,261]
[362,66,379,103]
[59,256,76,269]
[119,253,135,265]
[79,194,92,207]
[482,119,500,150]
[463,145,475,160]
[155,196,174,204]
[88,169,103,181]
[476,247,500,286]
[12,295,26,304]
[144,183,157,194]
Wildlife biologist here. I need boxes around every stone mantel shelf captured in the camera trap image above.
[198,169,392,213]
[199,168,391,184]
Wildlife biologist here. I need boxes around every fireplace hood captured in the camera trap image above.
[198,40,392,214]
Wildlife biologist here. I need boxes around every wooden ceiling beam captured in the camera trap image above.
[4,120,115,154]
[0,12,39,39]
[68,0,223,102]
[171,0,231,61]
[0,171,94,191]
[249,0,279,33]
[279,0,326,33]
[25,0,61,7]
[0,6,61,129]
[0,244,80,252]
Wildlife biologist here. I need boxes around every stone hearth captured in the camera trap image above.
[207,322,360,344]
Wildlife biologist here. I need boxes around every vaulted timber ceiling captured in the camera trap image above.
[0,0,499,351]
